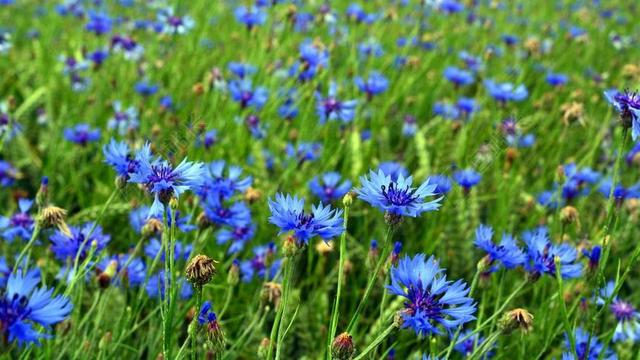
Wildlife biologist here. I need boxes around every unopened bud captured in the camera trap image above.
[115,176,127,190]
[331,332,356,360]
[142,218,163,238]
[227,260,240,286]
[35,176,49,208]
[560,206,580,229]
[257,338,271,360]
[169,197,179,210]
[245,187,262,203]
[342,192,354,207]
[315,240,333,255]
[98,260,118,289]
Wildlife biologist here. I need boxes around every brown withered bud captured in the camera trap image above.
[244,187,262,203]
[498,308,534,335]
[39,206,71,236]
[185,255,217,287]
[560,206,580,229]
[561,102,585,126]
[261,282,282,310]
[142,218,163,238]
[315,240,333,255]
[192,83,204,96]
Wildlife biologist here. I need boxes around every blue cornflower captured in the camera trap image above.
[562,327,617,360]
[429,175,453,195]
[198,160,252,201]
[390,241,402,265]
[156,7,195,35]
[228,62,256,79]
[134,80,159,97]
[438,0,465,13]
[285,142,322,164]
[537,189,561,209]
[387,254,476,336]
[355,72,389,100]
[229,79,268,110]
[604,89,640,140]
[146,271,192,300]
[88,48,109,66]
[355,170,442,217]
[103,139,150,180]
[0,160,17,187]
[582,245,601,271]
[456,97,479,119]
[290,40,329,81]
[598,178,640,204]
[268,193,344,245]
[216,218,255,254]
[474,225,525,269]
[454,330,494,358]
[203,198,251,227]
[85,11,112,35]
[0,269,72,346]
[0,199,34,242]
[97,254,146,287]
[403,115,418,137]
[196,129,217,149]
[522,227,582,280]
[278,90,299,121]
[108,101,139,134]
[358,38,384,59]
[484,80,528,103]
[378,161,408,182]
[240,243,281,282]
[458,51,484,72]
[316,82,357,124]
[453,169,482,191]
[112,35,144,61]
[444,66,474,87]
[433,102,461,120]
[234,6,267,30]
[144,238,192,263]
[597,282,640,343]
[128,153,204,216]
[546,72,568,87]
[309,172,352,203]
[49,223,111,262]
[501,34,519,46]
[63,124,100,146]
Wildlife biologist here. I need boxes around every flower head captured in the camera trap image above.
[605,89,640,140]
[309,172,352,203]
[453,169,482,190]
[63,124,100,146]
[49,222,110,262]
[356,170,442,218]
[128,154,204,216]
[562,327,617,360]
[474,224,526,269]
[268,194,344,245]
[522,227,582,280]
[484,80,528,103]
[316,82,357,124]
[0,269,73,346]
[387,254,476,336]
[0,199,35,242]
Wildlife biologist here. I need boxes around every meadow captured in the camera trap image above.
[0,0,639,359]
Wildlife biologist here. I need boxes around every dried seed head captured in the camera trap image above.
[560,206,580,228]
[499,308,534,335]
[185,255,217,287]
[260,282,282,310]
[244,187,262,203]
[39,206,71,236]
[142,218,163,238]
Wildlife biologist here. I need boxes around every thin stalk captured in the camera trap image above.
[346,226,394,333]
[14,223,41,271]
[327,204,350,358]
[352,324,396,360]
[275,256,296,360]
[445,266,482,358]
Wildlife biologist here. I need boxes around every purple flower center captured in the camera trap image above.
[168,16,183,27]
[296,212,315,226]
[611,300,635,322]
[10,212,33,228]
[381,182,418,206]
[406,285,443,320]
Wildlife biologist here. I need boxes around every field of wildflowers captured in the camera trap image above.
[1,0,640,359]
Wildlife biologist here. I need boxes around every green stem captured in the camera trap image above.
[352,324,396,360]
[14,223,41,271]
[162,209,170,360]
[275,257,296,360]
[445,266,482,358]
[218,285,234,319]
[327,204,350,358]
[192,287,203,360]
[555,259,575,355]
[267,256,295,360]
[346,226,394,333]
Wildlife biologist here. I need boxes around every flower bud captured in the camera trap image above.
[169,197,179,210]
[342,192,354,207]
[142,218,163,238]
[331,332,356,360]
[245,187,262,203]
[315,240,333,255]
[498,308,534,335]
[98,260,118,289]
[185,255,217,287]
[260,282,282,310]
[560,206,580,229]
[257,338,271,360]
[35,176,49,209]
[227,260,240,286]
